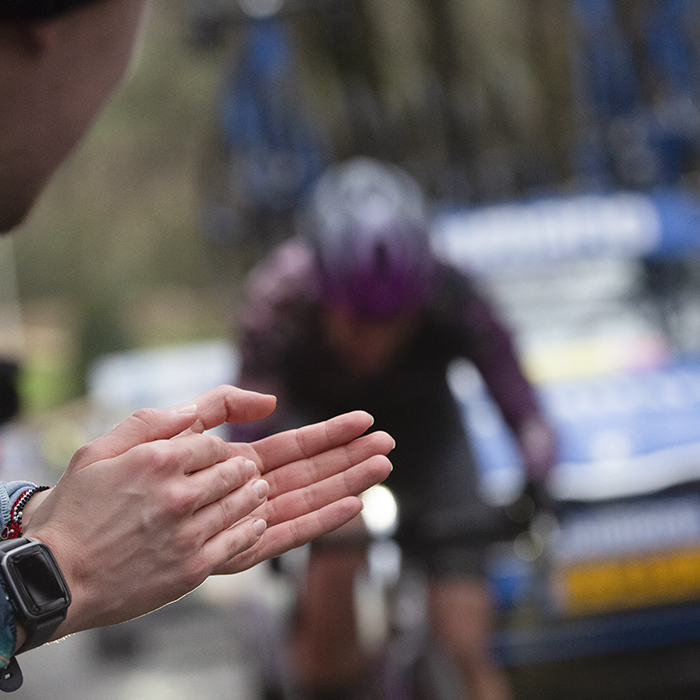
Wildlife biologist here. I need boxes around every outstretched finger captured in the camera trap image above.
[201,516,270,577]
[78,385,276,463]
[192,473,269,541]
[172,384,277,434]
[248,411,377,474]
[263,431,394,497]
[214,497,365,575]
[260,455,392,527]
[183,453,262,512]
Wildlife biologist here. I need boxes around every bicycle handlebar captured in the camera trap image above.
[307,480,558,556]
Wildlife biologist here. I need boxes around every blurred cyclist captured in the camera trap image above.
[230,158,557,700]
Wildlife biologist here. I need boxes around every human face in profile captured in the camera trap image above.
[0,0,150,232]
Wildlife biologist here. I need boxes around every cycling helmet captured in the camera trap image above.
[305,157,435,317]
[0,0,101,20]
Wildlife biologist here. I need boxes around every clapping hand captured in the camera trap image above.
[22,385,393,639]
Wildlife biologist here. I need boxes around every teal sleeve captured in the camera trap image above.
[0,482,37,533]
[0,580,16,670]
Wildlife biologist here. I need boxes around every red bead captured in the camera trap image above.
[0,523,21,541]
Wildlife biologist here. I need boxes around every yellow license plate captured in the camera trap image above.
[551,547,700,615]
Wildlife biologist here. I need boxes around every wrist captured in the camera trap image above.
[19,489,51,531]
[1,486,51,541]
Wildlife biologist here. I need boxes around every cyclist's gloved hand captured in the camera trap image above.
[517,414,558,483]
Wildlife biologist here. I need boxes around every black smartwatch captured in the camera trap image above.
[0,538,71,654]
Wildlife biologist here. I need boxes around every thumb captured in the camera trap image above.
[73,385,277,464]
[75,403,201,463]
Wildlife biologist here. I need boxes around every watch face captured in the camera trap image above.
[4,544,70,620]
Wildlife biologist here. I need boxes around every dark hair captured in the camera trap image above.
[0,361,19,426]
[0,0,101,21]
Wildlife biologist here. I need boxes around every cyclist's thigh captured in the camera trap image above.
[390,415,492,578]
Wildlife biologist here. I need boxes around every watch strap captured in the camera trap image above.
[15,613,66,655]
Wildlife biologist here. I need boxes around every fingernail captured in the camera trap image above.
[244,459,258,477]
[253,518,267,536]
[171,403,197,415]
[253,479,269,499]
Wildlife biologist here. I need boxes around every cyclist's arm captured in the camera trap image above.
[451,270,558,479]
[230,238,316,441]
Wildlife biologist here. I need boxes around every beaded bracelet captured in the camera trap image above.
[1,486,50,541]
